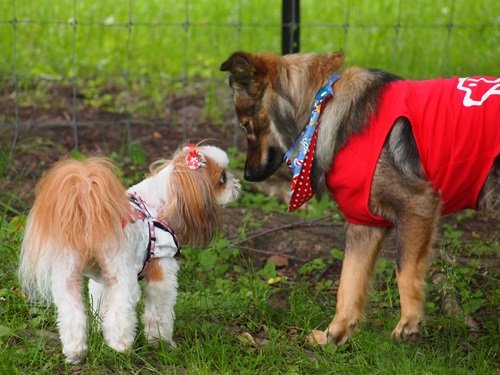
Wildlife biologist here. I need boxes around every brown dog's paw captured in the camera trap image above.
[325,318,358,346]
[391,318,421,342]
[307,327,351,347]
[307,329,328,346]
[326,327,350,346]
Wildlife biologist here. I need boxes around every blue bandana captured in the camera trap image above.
[284,73,340,211]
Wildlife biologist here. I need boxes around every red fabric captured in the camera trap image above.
[288,126,318,210]
[326,77,500,227]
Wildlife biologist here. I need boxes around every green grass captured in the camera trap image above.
[1,0,498,79]
[1,1,498,129]
[0,1,499,87]
[0,143,498,374]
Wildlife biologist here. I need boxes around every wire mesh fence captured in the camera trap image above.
[0,0,499,156]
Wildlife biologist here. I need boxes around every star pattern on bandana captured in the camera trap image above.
[285,74,340,211]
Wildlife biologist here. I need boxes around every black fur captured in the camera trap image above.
[386,118,425,179]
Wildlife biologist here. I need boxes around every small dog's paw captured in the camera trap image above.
[107,337,134,352]
[63,346,87,364]
[145,330,176,348]
[105,330,134,353]
[102,315,136,353]
[143,319,175,347]
[307,329,328,346]
[391,318,421,342]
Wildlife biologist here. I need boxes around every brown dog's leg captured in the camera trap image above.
[310,224,388,346]
[369,137,441,341]
[391,201,440,341]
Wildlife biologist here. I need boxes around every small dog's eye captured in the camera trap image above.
[219,171,227,186]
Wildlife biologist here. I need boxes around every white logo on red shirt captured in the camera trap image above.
[457,77,500,107]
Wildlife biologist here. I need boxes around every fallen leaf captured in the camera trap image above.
[267,255,289,268]
[267,277,282,285]
[237,332,257,347]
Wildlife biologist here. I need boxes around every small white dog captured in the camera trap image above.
[18,144,240,364]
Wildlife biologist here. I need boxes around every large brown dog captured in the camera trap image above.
[220,51,499,345]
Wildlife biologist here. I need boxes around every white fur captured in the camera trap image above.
[90,231,142,353]
[188,145,241,206]
[141,257,179,346]
[51,251,87,363]
[128,165,174,217]
[197,145,229,169]
[49,202,169,363]
[217,171,241,206]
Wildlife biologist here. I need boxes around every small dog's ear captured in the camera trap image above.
[160,154,221,248]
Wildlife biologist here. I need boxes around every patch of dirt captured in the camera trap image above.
[2,87,498,265]
[12,146,498,274]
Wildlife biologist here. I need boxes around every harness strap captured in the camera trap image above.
[128,192,181,280]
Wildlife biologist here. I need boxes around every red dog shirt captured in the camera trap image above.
[325,77,500,227]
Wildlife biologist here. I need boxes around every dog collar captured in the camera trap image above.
[284,73,340,211]
[128,192,181,280]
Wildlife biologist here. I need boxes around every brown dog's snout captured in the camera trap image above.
[244,146,284,181]
[244,166,261,181]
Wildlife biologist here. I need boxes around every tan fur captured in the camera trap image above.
[144,259,164,282]
[159,148,221,248]
[24,157,130,267]
[327,224,388,345]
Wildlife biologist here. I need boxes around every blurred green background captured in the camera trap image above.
[1,0,498,82]
[0,0,498,145]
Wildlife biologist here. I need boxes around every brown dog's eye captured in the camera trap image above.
[219,171,227,186]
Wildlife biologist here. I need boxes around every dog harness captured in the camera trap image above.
[325,77,500,226]
[128,193,181,279]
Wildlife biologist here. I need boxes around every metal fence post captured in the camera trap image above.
[282,0,300,55]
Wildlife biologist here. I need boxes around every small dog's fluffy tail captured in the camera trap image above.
[19,157,131,301]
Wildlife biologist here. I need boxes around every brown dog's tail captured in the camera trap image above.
[19,157,131,301]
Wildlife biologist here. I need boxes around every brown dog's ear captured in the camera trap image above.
[220,51,269,95]
[220,51,256,75]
